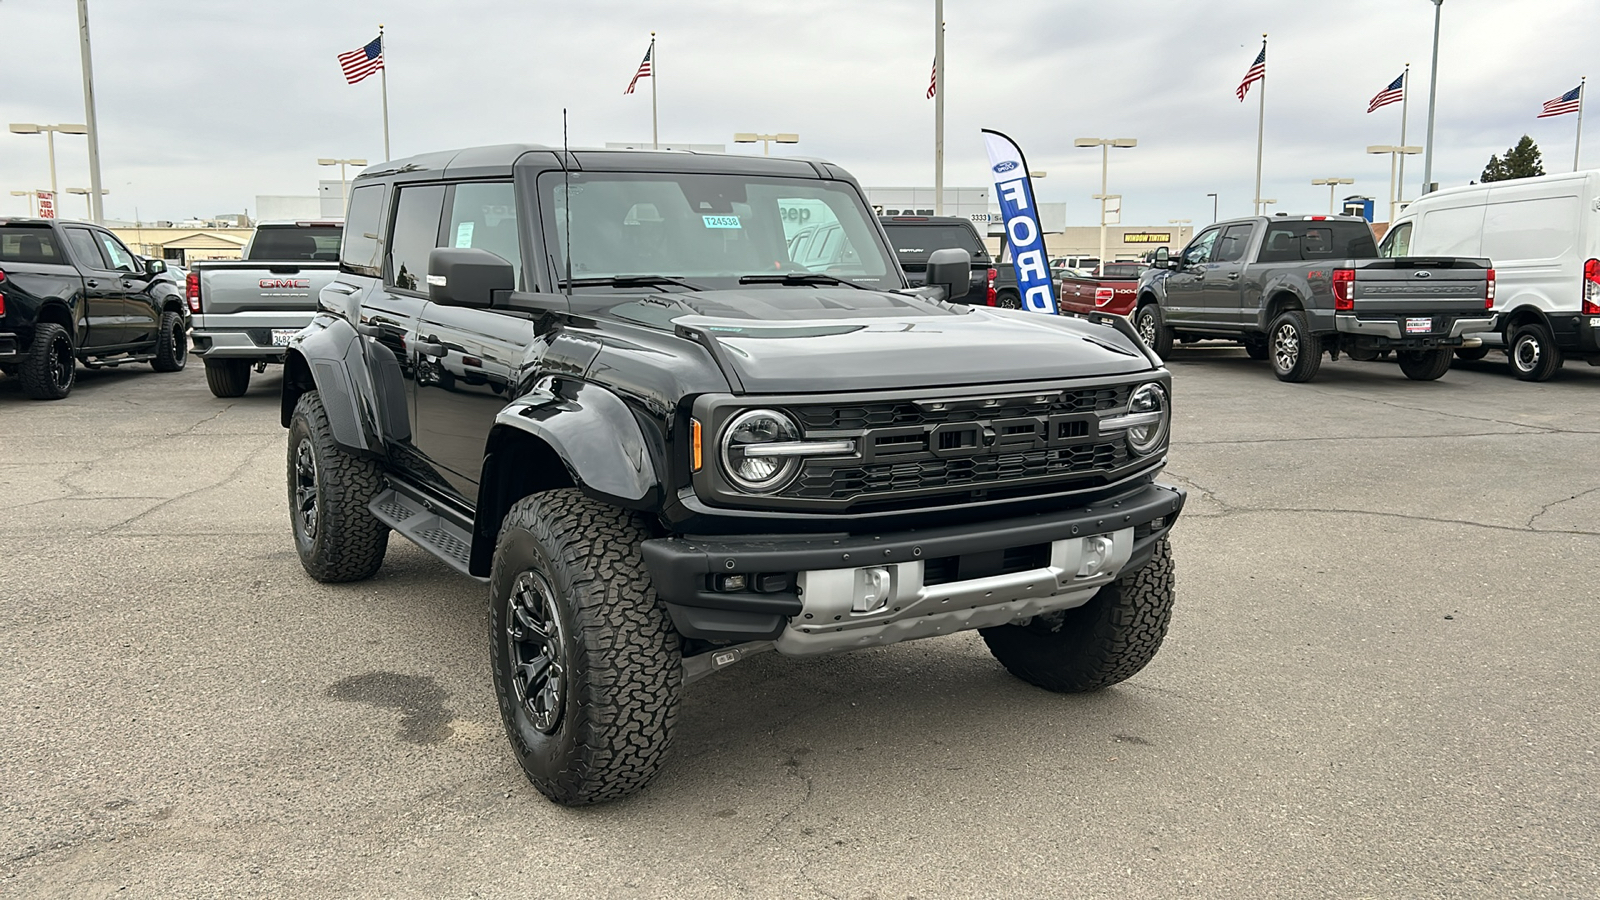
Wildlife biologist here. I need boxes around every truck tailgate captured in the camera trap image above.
[1350,258,1490,317]
[196,261,340,316]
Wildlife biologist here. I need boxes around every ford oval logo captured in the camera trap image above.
[992,160,1019,173]
[1413,270,1432,278]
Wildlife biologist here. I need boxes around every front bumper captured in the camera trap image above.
[1335,314,1497,346]
[641,481,1185,647]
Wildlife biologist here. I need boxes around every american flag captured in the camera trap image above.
[1538,85,1583,118]
[1368,72,1405,113]
[625,43,653,95]
[927,58,937,99]
[1236,45,1265,102]
[338,35,384,85]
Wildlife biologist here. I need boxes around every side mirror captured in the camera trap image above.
[427,247,514,309]
[142,257,167,277]
[1152,246,1170,269]
[926,247,972,302]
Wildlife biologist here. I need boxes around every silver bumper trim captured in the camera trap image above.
[1335,314,1497,340]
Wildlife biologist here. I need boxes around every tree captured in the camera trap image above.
[1481,135,1545,182]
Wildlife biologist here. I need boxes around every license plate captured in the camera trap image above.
[1405,317,1433,334]
[271,328,299,346]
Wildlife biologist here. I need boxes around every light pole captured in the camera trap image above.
[65,187,109,220]
[9,123,89,205]
[1206,192,1218,222]
[1075,137,1137,271]
[77,0,106,224]
[1312,177,1355,215]
[732,133,799,156]
[1367,145,1422,222]
[1260,199,1278,215]
[317,158,368,211]
[11,190,42,217]
[1421,0,1444,195]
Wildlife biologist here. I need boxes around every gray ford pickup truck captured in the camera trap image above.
[1134,215,1495,382]
[188,221,342,397]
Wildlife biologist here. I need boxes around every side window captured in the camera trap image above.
[387,184,447,292]
[64,227,108,269]
[341,184,387,276]
[445,182,521,288]
[1258,227,1300,263]
[1213,224,1254,263]
[1183,228,1220,265]
[96,231,140,273]
[1380,222,1412,258]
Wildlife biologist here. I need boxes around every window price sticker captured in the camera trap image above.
[702,215,741,229]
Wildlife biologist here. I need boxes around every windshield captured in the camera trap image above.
[247,225,343,261]
[881,223,988,262]
[539,171,894,288]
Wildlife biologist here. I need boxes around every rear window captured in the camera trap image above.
[340,184,387,277]
[247,225,343,261]
[1257,221,1377,263]
[882,223,987,261]
[0,226,65,264]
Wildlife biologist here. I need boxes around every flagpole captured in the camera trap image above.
[1253,34,1266,215]
[650,33,658,150]
[1575,77,1585,171]
[1397,64,1411,210]
[934,0,944,215]
[379,24,391,161]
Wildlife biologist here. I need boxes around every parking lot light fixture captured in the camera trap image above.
[1076,137,1138,273]
[1367,145,1422,222]
[65,187,109,219]
[9,122,89,203]
[10,189,41,216]
[1312,177,1356,215]
[317,158,369,211]
[733,133,800,156]
[1206,192,1218,222]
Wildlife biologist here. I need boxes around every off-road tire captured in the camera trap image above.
[1508,323,1561,382]
[20,322,75,400]
[1134,303,1173,359]
[205,358,251,397]
[286,391,389,583]
[489,489,681,806]
[1267,309,1322,383]
[981,538,1175,693]
[1243,340,1268,361]
[994,289,1022,310]
[1397,347,1453,381]
[0,363,16,377]
[1454,345,1489,362]
[151,310,188,372]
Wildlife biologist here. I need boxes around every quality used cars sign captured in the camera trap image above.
[982,128,1057,315]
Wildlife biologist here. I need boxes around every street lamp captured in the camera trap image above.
[1367,145,1422,222]
[1205,192,1218,222]
[65,187,109,219]
[317,158,368,212]
[9,123,89,205]
[10,190,42,217]
[1074,137,1137,271]
[733,132,800,156]
[1311,177,1355,215]
[1422,0,1444,196]
[1260,199,1278,215]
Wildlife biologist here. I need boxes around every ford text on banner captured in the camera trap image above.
[982,129,1056,314]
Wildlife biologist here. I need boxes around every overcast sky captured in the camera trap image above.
[2,0,1594,226]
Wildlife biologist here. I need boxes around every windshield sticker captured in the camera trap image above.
[454,222,475,248]
[702,215,742,229]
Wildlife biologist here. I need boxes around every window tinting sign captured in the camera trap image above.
[1123,232,1171,244]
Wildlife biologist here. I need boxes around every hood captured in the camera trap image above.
[603,287,1155,393]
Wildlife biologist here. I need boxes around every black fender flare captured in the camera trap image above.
[280,315,378,454]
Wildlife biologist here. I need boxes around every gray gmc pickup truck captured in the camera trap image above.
[1134,215,1495,382]
[188,221,342,396]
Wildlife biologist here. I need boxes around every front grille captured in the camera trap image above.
[793,386,1129,431]
[788,439,1128,501]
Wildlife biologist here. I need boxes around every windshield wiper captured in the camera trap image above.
[738,272,872,290]
[564,275,706,292]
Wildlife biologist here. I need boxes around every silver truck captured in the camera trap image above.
[188,221,342,397]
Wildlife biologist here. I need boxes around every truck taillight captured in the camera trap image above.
[1583,259,1600,315]
[986,268,997,306]
[1486,267,1497,310]
[186,271,201,313]
[1332,268,1355,311]
[1094,286,1115,307]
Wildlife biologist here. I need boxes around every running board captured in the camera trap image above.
[82,353,156,369]
[368,488,485,582]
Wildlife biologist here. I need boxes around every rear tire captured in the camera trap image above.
[994,289,1022,310]
[286,392,389,583]
[20,322,75,401]
[1134,303,1173,359]
[981,538,1175,693]
[204,358,251,397]
[1508,324,1561,382]
[1454,345,1489,362]
[151,311,188,372]
[1397,347,1453,381]
[1267,310,1322,383]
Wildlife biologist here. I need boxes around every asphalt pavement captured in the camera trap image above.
[2,348,1597,899]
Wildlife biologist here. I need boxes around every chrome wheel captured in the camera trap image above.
[1273,322,1300,371]
[293,438,318,540]
[1137,309,1157,345]
[507,570,565,734]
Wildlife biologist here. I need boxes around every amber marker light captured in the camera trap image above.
[691,418,703,472]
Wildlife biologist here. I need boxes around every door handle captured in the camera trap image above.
[120,280,134,289]
[1226,273,1240,281]
[416,341,446,358]
[86,279,99,288]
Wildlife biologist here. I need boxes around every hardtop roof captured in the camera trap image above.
[354,143,841,183]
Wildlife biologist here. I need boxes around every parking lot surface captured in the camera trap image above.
[3,350,1597,899]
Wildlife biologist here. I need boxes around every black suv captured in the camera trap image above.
[281,145,1185,805]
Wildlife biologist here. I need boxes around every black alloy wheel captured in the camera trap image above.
[20,322,76,400]
[285,392,389,582]
[152,311,188,372]
[292,438,319,543]
[505,570,566,734]
[994,290,1022,310]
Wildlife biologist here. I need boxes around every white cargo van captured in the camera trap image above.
[1381,170,1600,381]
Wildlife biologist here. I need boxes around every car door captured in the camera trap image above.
[1162,227,1218,326]
[60,225,129,348]
[411,180,530,501]
[1202,223,1255,327]
[92,228,160,344]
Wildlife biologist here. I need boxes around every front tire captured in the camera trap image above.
[1397,347,1453,381]
[20,322,75,400]
[204,358,251,397]
[490,489,681,806]
[994,289,1021,310]
[151,310,188,372]
[1267,310,1322,383]
[1508,323,1561,382]
[1134,303,1173,359]
[981,538,1175,693]
[286,392,389,582]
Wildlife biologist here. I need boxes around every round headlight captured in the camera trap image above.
[721,409,802,493]
[1125,383,1169,455]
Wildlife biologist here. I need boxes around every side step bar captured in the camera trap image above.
[82,353,156,369]
[368,488,486,582]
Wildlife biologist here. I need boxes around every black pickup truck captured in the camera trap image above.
[280,145,1185,805]
[1134,215,1495,382]
[0,218,188,399]
[878,215,999,305]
